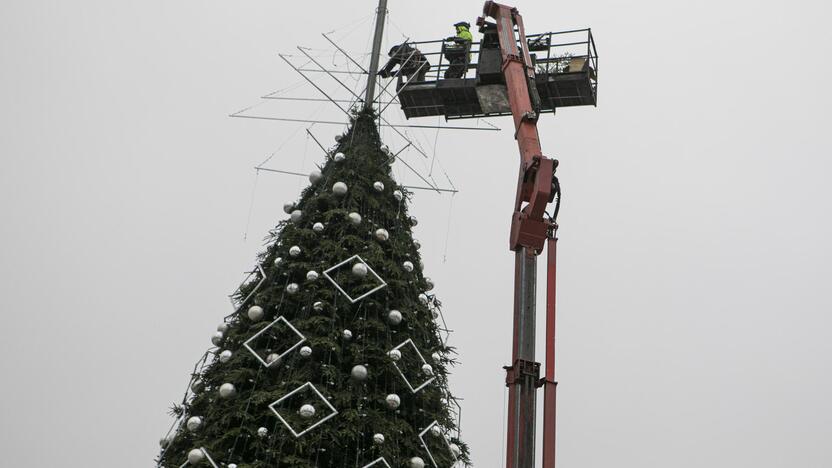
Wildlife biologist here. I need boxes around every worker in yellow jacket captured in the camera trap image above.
[444,21,474,79]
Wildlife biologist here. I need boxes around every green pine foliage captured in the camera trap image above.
[159,111,470,467]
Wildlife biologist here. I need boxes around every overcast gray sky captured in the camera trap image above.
[1,0,831,467]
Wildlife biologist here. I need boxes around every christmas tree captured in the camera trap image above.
[158,111,469,468]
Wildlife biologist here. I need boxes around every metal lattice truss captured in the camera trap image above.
[361,458,392,468]
[243,316,306,368]
[323,255,387,303]
[419,421,459,468]
[227,264,267,314]
[177,447,220,468]
[389,338,436,393]
[269,381,338,438]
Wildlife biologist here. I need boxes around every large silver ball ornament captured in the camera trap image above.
[308,169,322,183]
[430,425,442,437]
[431,352,441,362]
[388,349,402,361]
[374,228,389,242]
[410,216,418,226]
[342,329,353,340]
[373,433,385,444]
[186,416,203,432]
[334,152,346,162]
[187,448,205,464]
[418,293,429,305]
[217,323,229,333]
[219,383,236,398]
[402,261,414,272]
[273,256,283,267]
[450,443,461,457]
[373,181,385,192]
[393,190,403,202]
[282,202,295,214]
[312,222,325,233]
[211,331,224,346]
[257,427,269,438]
[409,456,426,468]
[413,239,421,249]
[286,283,299,294]
[425,277,434,291]
[289,245,301,257]
[290,209,303,224]
[299,404,316,418]
[313,301,324,312]
[266,353,281,367]
[387,309,403,325]
[352,262,368,277]
[351,364,368,381]
[332,181,348,196]
[299,346,312,358]
[247,305,264,322]
[219,350,233,363]
[421,364,434,376]
[348,212,362,224]
[385,393,401,409]
[306,270,319,281]
[228,464,238,468]
[190,379,204,393]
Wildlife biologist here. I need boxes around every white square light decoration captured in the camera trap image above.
[419,421,459,468]
[269,381,338,438]
[243,316,306,368]
[389,338,436,393]
[323,254,387,303]
[228,264,267,313]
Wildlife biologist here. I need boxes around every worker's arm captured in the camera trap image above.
[377,59,398,77]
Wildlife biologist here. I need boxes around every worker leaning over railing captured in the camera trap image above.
[377,43,430,90]
[443,21,473,79]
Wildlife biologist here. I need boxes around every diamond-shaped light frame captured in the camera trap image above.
[419,421,459,468]
[227,264,267,314]
[268,381,338,438]
[361,458,392,468]
[177,447,220,468]
[243,316,306,368]
[389,338,436,393]
[323,254,387,303]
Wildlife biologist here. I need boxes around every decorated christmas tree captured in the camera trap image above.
[157,111,469,468]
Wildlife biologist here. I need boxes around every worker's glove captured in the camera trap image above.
[377,70,390,78]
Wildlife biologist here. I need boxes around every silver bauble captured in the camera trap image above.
[186,416,203,432]
[387,309,403,325]
[219,350,233,363]
[342,329,353,340]
[348,212,362,224]
[190,379,204,393]
[425,278,434,291]
[432,310,439,319]
[299,346,312,358]
[430,425,442,437]
[219,383,236,398]
[410,216,418,226]
[431,352,441,362]
[187,448,205,464]
[217,323,229,333]
[418,293,429,304]
[373,433,385,444]
[273,256,283,267]
[290,209,303,224]
[374,228,389,241]
[299,404,316,418]
[211,331,224,346]
[393,190,403,201]
[421,364,434,376]
[313,301,324,312]
[289,245,301,257]
[308,169,322,183]
[351,364,368,381]
[228,465,238,468]
[450,443,461,457]
[409,456,425,468]
[266,353,281,367]
[286,283,299,294]
[413,239,421,249]
[247,305,264,322]
[402,261,414,272]
[334,152,346,162]
[352,262,368,277]
[385,393,401,409]
[312,222,325,232]
[388,349,402,361]
[373,181,385,192]
[332,181,348,195]
[257,427,269,438]
[282,202,295,214]
[306,270,319,281]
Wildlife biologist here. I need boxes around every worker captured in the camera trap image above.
[377,43,430,90]
[443,21,473,79]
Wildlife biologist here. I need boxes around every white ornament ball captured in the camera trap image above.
[410,456,425,468]
[418,293,429,304]
[385,393,401,409]
[342,329,353,340]
[425,277,434,291]
[374,228,389,242]
[211,331,224,346]
[430,425,442,437]
[299,404,316,418]
[352,262,368,277]
[431,352,441,362]
[273,256,283,267]
[351,364,368,381]
[402,261,414,272]
[217,323,229,333]
[190,379,204,393]
[332,181,348,196]
[286,283,299,294]
[410,216,418,226]
[393,190,403,202]
[290,209,303,224]
[228,464,237,468]
[299,346,312,358]
[450,443,461,457]
[266,353,281,367]
[348,212,362,224]
[247,305,264,322]
[334,152,346,162]
[186,416,203,432]
[313,301,324,312]
[309,169,322,183]
[257,427,269,438]
[373,433,385,444]
[413,239,421,249]
[387,309,403,325]
[188,448,205,464]
[422,364,434,376]
[219,383,236,398]
[306,270,319,281]
[312,222,325,232]
[432,310,439,319]
[373,181,385,192]
[388,349,402,361]
[219,350,233,363]
[289,245,301,257]
[282,202,295,214]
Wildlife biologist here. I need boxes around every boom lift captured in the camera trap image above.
[392,2,598,467]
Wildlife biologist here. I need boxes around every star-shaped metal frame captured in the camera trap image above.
[268,381,338,438]
[323,254,387,303]
[243,316,306,368]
